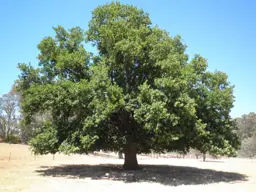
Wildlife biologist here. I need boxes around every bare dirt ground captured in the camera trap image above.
[0,143,255,192]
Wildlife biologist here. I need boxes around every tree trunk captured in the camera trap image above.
[203,153,206,162]
[118,151,123,159]
[123,143,139,170]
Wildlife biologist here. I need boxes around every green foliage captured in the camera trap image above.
[19,113,52,144]
[17,2,239,164]
[29,122,58,155]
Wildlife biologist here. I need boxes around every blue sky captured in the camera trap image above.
[1,0,255,118]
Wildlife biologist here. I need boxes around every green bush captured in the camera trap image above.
[5,135,21,144]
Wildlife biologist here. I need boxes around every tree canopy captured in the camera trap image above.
[17,2,239,169]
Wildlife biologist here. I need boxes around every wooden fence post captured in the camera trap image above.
[8,152,11,162]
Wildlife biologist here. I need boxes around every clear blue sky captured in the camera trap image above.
[1,0,255,118]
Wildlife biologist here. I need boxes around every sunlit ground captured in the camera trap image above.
[0,143,255,192]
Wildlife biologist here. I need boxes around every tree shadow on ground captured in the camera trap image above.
[36,164,247,186]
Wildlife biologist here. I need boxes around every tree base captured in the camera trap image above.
[123,143,139,170]
[203,153,206,162]
[123,163,139,170]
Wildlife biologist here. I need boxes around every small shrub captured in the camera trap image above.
[5,135,21,144]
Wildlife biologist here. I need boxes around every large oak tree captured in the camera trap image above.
[17,2,239,169]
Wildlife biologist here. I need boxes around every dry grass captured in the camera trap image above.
[0,143,255,192]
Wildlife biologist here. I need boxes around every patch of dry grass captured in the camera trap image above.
[0,143,255,192]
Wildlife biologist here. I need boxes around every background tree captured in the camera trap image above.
[235,112,256,158]
[0,87,20,142]
[236,113,256,140]
[17,2,239,169]
[239,136,256,158]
